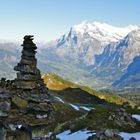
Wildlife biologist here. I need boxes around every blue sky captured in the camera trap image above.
[0,0,140,42]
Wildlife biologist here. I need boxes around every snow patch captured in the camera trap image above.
[69,103,94,111]
[119,132,140,140]
[57,130,94,140]
[55,96,65,103]
[79,106,94,111]
[69,103,80,111]
[132,114,140,121]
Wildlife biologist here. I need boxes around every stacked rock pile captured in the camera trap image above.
[0,36,54,140]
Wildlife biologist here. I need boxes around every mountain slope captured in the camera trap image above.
[113,56,140,92]
[42,73,137,107]
[93,28,140,83]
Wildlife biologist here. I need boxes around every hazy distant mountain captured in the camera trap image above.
[0,42,20,79]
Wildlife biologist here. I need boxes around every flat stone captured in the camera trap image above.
[0,101,11,112]
[21,55,36,61]
[22,49,36,57]
[14,64,37,74]
[36,114,48,119]
[12,96,28,108]
[20,58,37,66]
[27,102,50,112]
[24,35,34,40]
[17,72,40,81]
[104,129,114,137]
[13,80,38,89]
[18,92,51,102]
[120,108,126,112]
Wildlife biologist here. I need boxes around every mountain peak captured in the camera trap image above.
[72,21,139,44]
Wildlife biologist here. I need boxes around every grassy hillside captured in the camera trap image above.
[42,73,70,90]
[42,73,138,109]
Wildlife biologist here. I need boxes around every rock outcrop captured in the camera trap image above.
[0,36,54,140]
[108,107,136,128]
[87,129,123,140]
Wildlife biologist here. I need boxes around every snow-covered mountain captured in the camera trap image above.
[52,21,140,90]
[56,21,138,65]
[71,21,138,43]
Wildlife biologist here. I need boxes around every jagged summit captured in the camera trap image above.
[57,21,139,48]
[56,21,139,66]
[71,21,139,43]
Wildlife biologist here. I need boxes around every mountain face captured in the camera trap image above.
[0,21,140,92]
[113,56,140,92]
[95,29,140,68]
[93,29,140,83]
[55,21,138,66]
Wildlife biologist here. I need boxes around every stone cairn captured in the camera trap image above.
[0,36,54,140]
[13,35,42,89]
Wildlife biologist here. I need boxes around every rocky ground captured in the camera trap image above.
[0,81,140,140]
[49,89,140,140]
